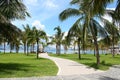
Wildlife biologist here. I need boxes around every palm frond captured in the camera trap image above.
[0,0,30,20]
[90,18,108,38]
[70,0,82,5]
[59,8,82,21]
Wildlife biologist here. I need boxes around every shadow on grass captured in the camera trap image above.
[83,61,112,70]
[112,65,120,69]
[32,57,49,60]
[0,63,30,74]
[81,58,92,60]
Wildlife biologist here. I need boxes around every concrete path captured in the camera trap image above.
[39,53,103,76]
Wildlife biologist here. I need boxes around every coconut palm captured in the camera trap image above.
[59,0,112,65]
[62,36,70,54]
[98,36,111,54]
[67,20,83,59]
[53,26,64,55]
[0,0,30,36]
[102,19,120,57]
[28,28,36,53]
[30,27,46,59]
[0,0,30,52]
[0,0,30,21]
[114,0,120,21]
[22,24,31,55]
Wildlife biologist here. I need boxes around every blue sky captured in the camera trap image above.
[12,0,117,36]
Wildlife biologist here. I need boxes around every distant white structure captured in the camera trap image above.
[109,46,120,54]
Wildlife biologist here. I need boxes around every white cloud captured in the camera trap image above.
[63,32,68,39]
[43,0,58,9]
[106,8,115,10]
[24,0,38,6]
[103,14,112,22]
[32,20,45,30]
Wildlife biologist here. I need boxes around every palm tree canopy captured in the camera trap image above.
[70,0,114,16]
[59,8,83,21]
[0,22,21,42]
[0,0,30,20]
[54,26,64,44]
[115,0,120,14]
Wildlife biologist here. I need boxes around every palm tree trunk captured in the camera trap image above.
[94,47,96,56]
[74,44,76,52]
[58,44,61,56]
[24,43,26,54]
[90,21,100,65]
[112,37,115,57]
[33,44,35,53]
[56,44,59,55]
[36,39,39,59]
[10,44,12,53]
[78,38,81,59]
[30,44,32,53]
[27,43,29,56]
[64,46,67,54]
[4,41,5,54]
[93,36,100,65]
[16,47,19,53]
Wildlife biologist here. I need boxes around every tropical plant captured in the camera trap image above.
[53,26,64,55]
[0,0,30,21]
[0,0,30,53]
[102,19,120,57]
[59,0,113,65]
[62,36,70,54]
[29,27,47,59]
[67,21,83,59]
[22,24,31,55]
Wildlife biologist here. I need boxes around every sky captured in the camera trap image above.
[12,0,117,36]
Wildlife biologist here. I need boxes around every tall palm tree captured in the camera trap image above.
[102,19,120,57]
[67,20,83,59]
[59,0,112,65]
[28,27,37,53]
[0,0,30,21]
[62,36,70,54]
[22,24,31,55]
[114,0,120,22]
[0,0,30,51]
[53,26,64,56]
[15,39,21,53]
[30,27,46,59]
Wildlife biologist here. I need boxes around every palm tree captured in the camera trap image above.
[30,27,46,59]
[3,37,6,54]
[102,19,120,57]
[98,36,111,54]
[28,30,36,53]
[62,36,70,54]
[15,39,21,53]
[53,26,64,56]
[59,0,112,65]
[0,0,30,52]
[0,0,30,21]
[67,20,83,59]
[114,0,120,22]
[0,0,30,54]
[22,24,31,55]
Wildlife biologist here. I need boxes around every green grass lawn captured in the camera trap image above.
[0,53,58,78]
[49,53,120,70]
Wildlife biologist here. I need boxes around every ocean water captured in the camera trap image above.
[0,48,108,54]
[0,44,108,54]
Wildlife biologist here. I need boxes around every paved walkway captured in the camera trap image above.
[39,53,103,76]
